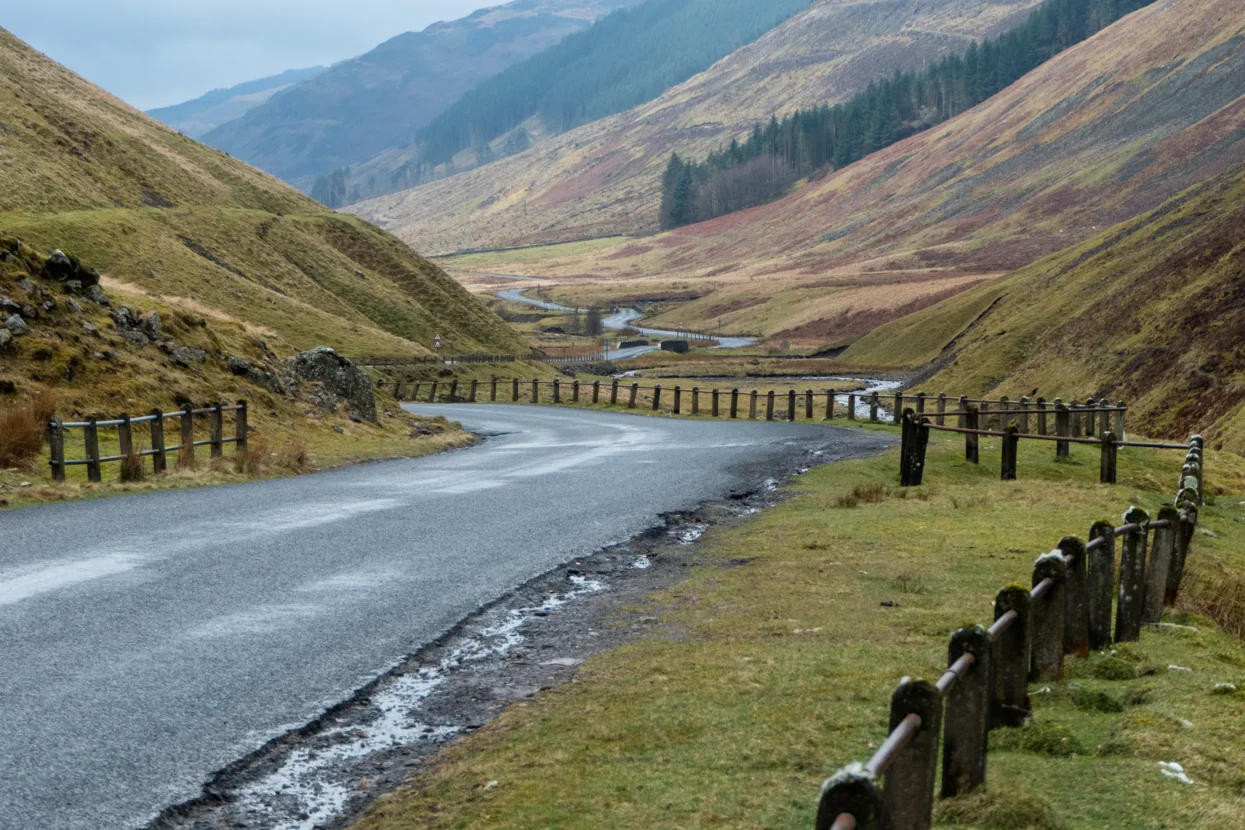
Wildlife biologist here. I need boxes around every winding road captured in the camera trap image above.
[0,405,886,830]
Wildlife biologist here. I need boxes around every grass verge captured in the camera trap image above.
[353,431,1245,830]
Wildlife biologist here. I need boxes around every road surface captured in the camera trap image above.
[0,405,887,830]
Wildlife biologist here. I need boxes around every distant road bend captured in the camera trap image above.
[0,404,887,830]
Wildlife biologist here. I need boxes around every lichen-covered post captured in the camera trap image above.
[1114,402,1127,441]
[1087,522,1116,650]
[570,380,579,403]
[766,391,776,421]
[691,387,699,415]
[235,400,248,453]
[1099,431,1118,484]
[1036,398,1048,435]
[179,404,195,468]
[610,380,619,405]
[84,416,102,483]
[847,392,857,421]
[992,587,1031,727]
[826,389,836,420]
[48,417,66,482]
[210,403,224,458]
[1001,425,1019,481]
[1054,400,1070,459]
[531,379,540,403]
[1031,552,1068,681]
[149,409,166,475]
[118,414,136,482]
[1168,501,1198,605]
[552,379,560,404]
[629,383,639,408]
[998,396,1010,430]
[1115,507,1149,643]
[1143,506,1180,625]
[816,766,883,830]
[958,396,969,429]
[1059,537,1089,658]
[941,625,992,797]
[806,389,814,420]
[592,380,600,404]
[882,678,942,830]
[730,388,739,419]
[965,406,980,465]
[937,393,947,426]
[893,392,903,425]
[1019,397,1031,434]
[788,389,796,421]
[1099,406,1111,439]
[748,390,758,420]
[712,388,720,417]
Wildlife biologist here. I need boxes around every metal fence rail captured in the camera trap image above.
[48,401,248,483]
[818,436,1205,829]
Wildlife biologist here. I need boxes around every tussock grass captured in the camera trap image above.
[935,791,1066,830]
[1180,562,1245,641]
[0,390,56,471]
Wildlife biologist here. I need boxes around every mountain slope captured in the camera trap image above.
[348,0,1043,253]
[457,0,1245,350]
[0,25,522,361]
[147,67,325,139]
[202,0,636,189]
[842,159,1245,451]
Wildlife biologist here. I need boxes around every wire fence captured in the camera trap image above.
[818,436,1205,829]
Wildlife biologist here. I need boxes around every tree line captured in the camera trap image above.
[660,0,1158,230]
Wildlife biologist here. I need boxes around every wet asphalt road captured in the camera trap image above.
[0,405,887,830]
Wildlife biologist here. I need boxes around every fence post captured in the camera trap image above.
[1031,552,1068,681]
[84,417,102,483]
[235,400,248,453]
[980,399,990,430]
[847,392,857,421]
[426,381,438,403]
[805,389,814,420]
[593,380,601,404]
[48,417,66,482]
[470,380,479,403]
[448,380,458,401]
[512,379,520,402]
[1037,398,1048,435]
[900,411,930,487]
[552,379,561,404]
[941,625,992,797]
[1099,432,1118,484]
[1099,406,1111,439]
[1001,425,1019,481]
[893,393,903,425]
[629,383,639,408]
[881,678,942,830]
[712,388,720,417]
[816,767,883,830]
[118,414,136,482]
[937,394,947,426]
[491,378,498,402]
[826,389,836,421]
[571,380,580,403]
[692,387,699,415]
[652,384,662,411]
[531,379,539,403]
[730,389,739,419]
[874,393,883,423]
[965,406,980,464]
[1087,522,1116,650]
[1168,500,1198,604]
[180,404,195,468]
[1054,401,1070,459]
[210,403,224,458]
[1060,537,1089,658]
[146,408,167,474]
[611,380,619,405]
[1143,505,1180,625]
[1115,402,1127,441]
[992,587,1031,727]
[1115,507,1149,643]
[788,389,796,422]
[1019,397,1030,434]
[766,391,775,421]
[749,390,758,420]
[958,396,969,429]
[411,382,421,401]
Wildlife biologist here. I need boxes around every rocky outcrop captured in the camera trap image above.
[286,347,376,422]
[44,249,101,288]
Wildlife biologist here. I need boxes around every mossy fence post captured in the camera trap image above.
[1037,398,1048,435]
[1100,432,1118,484]
[1060,536,1089,658]
[448,380,458,402]
[1115,507,1149,642]
[1143,505,1180,625]
[941,624,991,797]
[712,388,720,417]
[1031,552,1067,681]
[899,411,929,487]
[552,379,560,404]
[692,387,700,415]
[788,390,797,422]
[1019,397,1030,433]
[531,379,539,404]
[469,380,479,402]
[592,380,601,404]
[992,587,1031,727]
[428,381,439,403]
[1054,401,1071,459]
[235,401,248,452]
[893,393,903,425]
[748,390,758,420]
[998,396,1010,430]
[512,379,520,402]
[652,385,663,411]
[958,396,969,429]
[816,770,883,830]
[936,393,947,426]
[1087,522,1116,650]
[730,389,739,419]
[491,378,498,401]
[766,391,776,421]
[882,678,942,830]
[571,380,579,403]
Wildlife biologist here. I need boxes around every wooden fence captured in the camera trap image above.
[818,436,1205,830]
[47,402,248,483]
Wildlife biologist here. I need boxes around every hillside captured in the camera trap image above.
[842,160,1245,451]
[347,0,1043,253]
[0,25,523,378]
[202,0,636,191]
[440,0,1245,353]
[147,67,325,139]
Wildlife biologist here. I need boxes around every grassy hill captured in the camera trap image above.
[347,0,1042,253]
[146,67,325,139]
[842,160,1245,452]
[202,0,636,191]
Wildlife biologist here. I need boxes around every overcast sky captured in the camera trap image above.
[6,0,492,110]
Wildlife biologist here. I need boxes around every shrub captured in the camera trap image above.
[0,390,57,471]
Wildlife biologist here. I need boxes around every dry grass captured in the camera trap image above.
[1179,560,1245,640]
[833,481,889,508]
[274,438,311,474]
[233,435,268,475]
[0,390,57,471]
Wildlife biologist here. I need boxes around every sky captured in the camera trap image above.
[6,0,492,110]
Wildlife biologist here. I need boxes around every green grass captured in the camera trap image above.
[353,433,1245,830]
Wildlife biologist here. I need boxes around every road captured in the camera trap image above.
[0,405,887,830]
[495,288,757,355]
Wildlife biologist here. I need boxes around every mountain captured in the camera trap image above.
[455,0,1245,353]
[841,160,1245,452]
[147,67,325,138]
[347,0,1044,254]
[201,0,638,191]
[0,24,522,377]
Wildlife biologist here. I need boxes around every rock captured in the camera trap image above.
[18,279,38,296]
[65,280,82,294]
[286,347,376,423]
[0,379,14,393]
[227,356,253,376]
[44,250,100,287]
[119,330,150,347]
[66,298,83,314]
[4,314,28,336]
[0,329,11,349]
[0,296,19,313]
[83,321,98,335]
[41,299,57,313]
[20,304,38,320]
[333,426,345,434]
[138,310,162,340]
[85,285,110,306]
[157,341,206,367]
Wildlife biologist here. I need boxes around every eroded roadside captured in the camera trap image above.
[150,431,887,830]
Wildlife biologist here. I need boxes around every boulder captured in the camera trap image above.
[158,341,206,367]
[226,356,252,376]
[286,347,376,422]
[0,329,11,349]
[44,250,100,287]
[138,310,162,340]
[85,285,110,306]
[4,314,28,336]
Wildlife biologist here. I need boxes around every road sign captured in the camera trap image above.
[434,334,442,350]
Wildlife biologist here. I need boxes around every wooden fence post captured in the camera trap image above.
[593,380,601,404]
[941,625,992,797]
[235,400,248,452]
[1019,397,1030,434]
[48,417,66,482]
[1037,398,1048,435]
[1115,507,1149,643]
[712,388,720,417]
[652,384,662,411]
[629,383,639,408]
[1055,401,1070,459]
[1031,552,1068,681]
[826,389,836,421]
[766,391,775,421]
[149,409,166,474]
[448,380,459,401]
[692,387,699,415]
[847,392,857,421]
[552,379,561,404]
[1099,406,1111,440]
[491,378,498,402]
[805,389,814,420]
[788,389,796,422]
[1001,425,1019,481]
[512,378,520,402]
[965,406,980,465]
[893,393,903,425]
[118,414,136,482]
[816,768,883,830]
[937,393,947,426]
[84,417,102,483]
[882,678,942,830]
[958,396,969,429]
[998,396,1010,430]
[611,380,619,405]
[1115,402,1127,441]
[470,380,479,402]
[411,382,422,401]
[1087,522,1116,650]
[1143,506,1180,625]
[748,390,758,420]
[180,404,195,468]
[427,381,439,403]
[900,411,930,487]
[1168,501,1198,605]
[730,389,739,419]
[1099,431,1118,484]
[992,587,1031,727]
[1059,537,1089,658]
[210,403,224,458]
[531,379,539,403]
[572,380,580,403]
[979,399,990,430]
